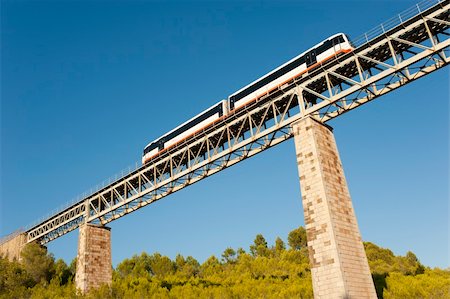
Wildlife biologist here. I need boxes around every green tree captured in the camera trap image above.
[237,247,246,257]
[274,237,286,254]
[20,242,55,284]
[200,255,222,278]
[405,251,425,275]
[53,259,72,285]
[29,279,76,298]
[288,227,307,250]
[364,241,395,275]
[149,253,175,278]
[115,256,137,278]
[384,270,450,299]
[364,242,426,277]
[69,257,77,276]
[0,256,34,298]
[174,254,199,278]
[221,247,237,264]
[181,256,200,278]
[175,254,186,269]
[115,252,153,278]
[250,234,269,257]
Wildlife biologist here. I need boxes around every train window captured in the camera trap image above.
[332,36,339,46]
[316,40,332,55]
[143,141,159,155]
[331,35,345,46]
[315,43,324,55]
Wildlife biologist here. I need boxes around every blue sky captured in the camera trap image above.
[1,0,448,269]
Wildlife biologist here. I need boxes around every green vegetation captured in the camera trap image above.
[0,227,448,298]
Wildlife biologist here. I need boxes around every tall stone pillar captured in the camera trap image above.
[292,117,376,299]
[75,224,112,293]
[0,233,27,262]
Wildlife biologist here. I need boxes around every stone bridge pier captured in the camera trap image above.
[292,116,377,299]
[0,224,113,294]
[75,223,112,293]
[0,232,27,261]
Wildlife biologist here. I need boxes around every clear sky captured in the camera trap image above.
[1,0,448,269]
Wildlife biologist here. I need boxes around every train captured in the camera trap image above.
[142,33,354,164]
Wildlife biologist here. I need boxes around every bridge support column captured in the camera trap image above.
[293,116,376,299]
[75,223,112,294]
[0,233,27,262]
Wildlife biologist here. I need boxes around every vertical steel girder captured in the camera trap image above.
[23,1,449,244]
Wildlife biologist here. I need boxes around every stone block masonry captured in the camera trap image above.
[293,116,377,299]
[75,223,112,293]
[0,232,27,261]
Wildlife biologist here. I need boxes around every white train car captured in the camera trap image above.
[142,33,354,164]
[142,100,228,164]
[228,33,354,111]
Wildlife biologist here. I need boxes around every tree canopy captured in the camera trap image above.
[287,226,307,250]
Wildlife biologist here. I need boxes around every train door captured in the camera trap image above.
[333,36,341,52]
[158,138,165,150]
[305,50,317,68]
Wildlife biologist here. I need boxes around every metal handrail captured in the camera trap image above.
[351,0,446,48]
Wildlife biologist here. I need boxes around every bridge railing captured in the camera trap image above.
[351,0,446,48]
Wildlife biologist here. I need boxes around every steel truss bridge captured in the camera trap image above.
[6,0,449,245]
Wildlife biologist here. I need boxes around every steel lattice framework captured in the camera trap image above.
[16,0,450,244]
